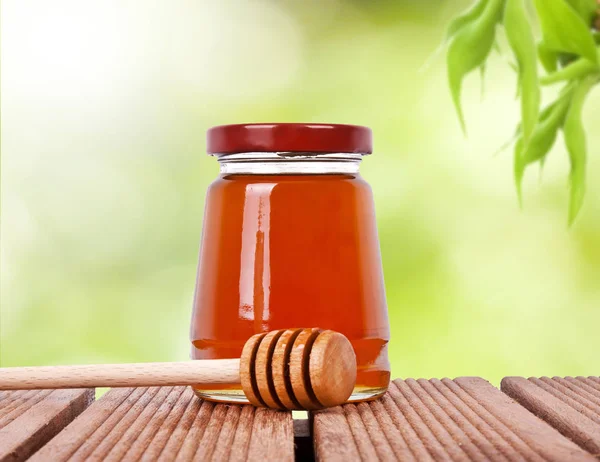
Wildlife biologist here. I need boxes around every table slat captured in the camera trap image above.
[32,386,294,462]
[0,389,93,462]
[312,377,596,461]
[502,376,600,457]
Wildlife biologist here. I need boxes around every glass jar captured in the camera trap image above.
[190,123,390,404]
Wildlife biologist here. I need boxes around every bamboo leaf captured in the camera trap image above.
[514,92,572,203]
[480,63,486,99]
[534,0,598,63]
[563,76,597,225]
[538,42,559,73]
[565,0,597,24]
[421,0,490,74]
[445,0,489,42]
[504,0,540,145]
[447,0,504,133]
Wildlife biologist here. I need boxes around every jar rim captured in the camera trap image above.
[216,152,362,175]
[207,123,373,156]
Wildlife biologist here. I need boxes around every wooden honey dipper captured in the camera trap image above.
[0,328,356,410]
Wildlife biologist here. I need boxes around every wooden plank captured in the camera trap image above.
[142,387,196,460]
[312,377,596,461]
[32,386,295,461]
[0,390,53,428]
[218,404,254,461]
[502,376,600,456]
[0,389,93,462]
[246,408,294,460]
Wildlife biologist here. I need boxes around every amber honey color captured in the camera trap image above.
[190,173,390,403]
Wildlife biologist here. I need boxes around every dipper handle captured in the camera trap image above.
[0,359,240,390]
[0,328,357,410]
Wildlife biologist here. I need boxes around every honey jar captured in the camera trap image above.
[190,123,390,403]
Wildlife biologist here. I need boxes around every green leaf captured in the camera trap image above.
[504,0,540,145]
[445,0,489,42]
[447,0,504,133]
[541,57,599,85]
[422,0,491,74]
[563,76,597,225]
[538,42,559,73]
[514,92,572,203]
[565,0,597,24]
[534,0,598,64]
[480,63,486,99]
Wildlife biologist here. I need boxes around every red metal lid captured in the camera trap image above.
[207,123,372,155]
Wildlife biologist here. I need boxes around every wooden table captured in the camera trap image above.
[1,376,599,461]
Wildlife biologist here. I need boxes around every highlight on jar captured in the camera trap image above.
[190,123,391,406]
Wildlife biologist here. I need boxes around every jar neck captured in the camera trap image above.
[215,152,363,175]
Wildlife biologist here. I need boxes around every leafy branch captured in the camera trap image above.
[445,0,600,224]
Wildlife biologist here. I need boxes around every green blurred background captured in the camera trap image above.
[2,0,599,384]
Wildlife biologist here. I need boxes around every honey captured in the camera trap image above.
[190,123,390,404]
